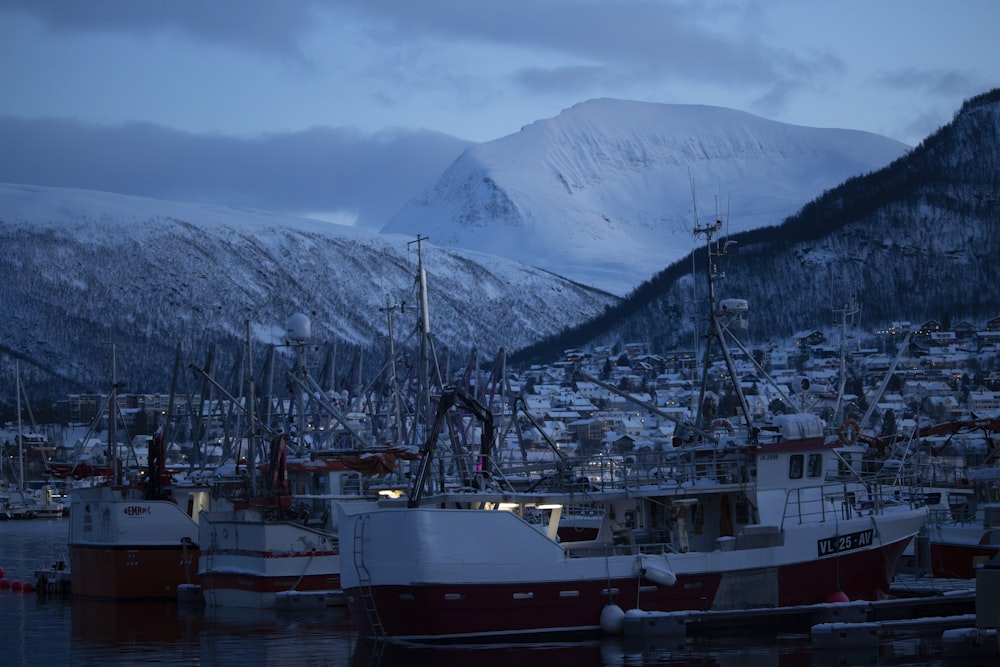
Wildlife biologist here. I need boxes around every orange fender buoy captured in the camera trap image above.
[838,419,860,445]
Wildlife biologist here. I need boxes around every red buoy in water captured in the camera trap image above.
[0,578,9,589]
[21,582,34,594]
[10,580,22,591]
[826,589,850,603]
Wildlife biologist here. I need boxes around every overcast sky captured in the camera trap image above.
[1,1,997,229]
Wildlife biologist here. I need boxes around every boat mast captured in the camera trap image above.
[693,217,753,433]
[284,313,311,453]
[15,360,24,497]
[409,235,434,446]
[832,297,860,428]
[109,345,119,485]
[380,296,405,446]
[245,320,257,496]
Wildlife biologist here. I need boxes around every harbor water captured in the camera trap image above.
[0,519,979,666]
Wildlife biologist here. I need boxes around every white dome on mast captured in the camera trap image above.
[286,312,312,343]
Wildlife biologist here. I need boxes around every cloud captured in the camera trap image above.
[4,1,807,91]
[513,65,618,95]
[0,116,470,229]
[348,0,801,85]
[877,67,982,97]
[0,0,322,57]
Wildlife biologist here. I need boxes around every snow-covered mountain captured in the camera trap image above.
[511,89,1000,364]
[0,183,617,403]
[382,99,910,295]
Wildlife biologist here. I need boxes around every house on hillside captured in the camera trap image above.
[524,394,553,414]
[929,331,957,345]
[879,321,912,336]
[574,381,610,404]
[952,320,978,340]
[968,390,1000,415]
[793,330,826,347]
[544,409,582,424]
[623,342,649,358]
[569,417,607,452]
[977,331,1000,352]
[631,359,656,379]
[567,396,599,415]
[608,432,636,454]
[922,394,963,421]
[917,319,942,336]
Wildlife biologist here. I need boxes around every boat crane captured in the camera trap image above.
[407,384,499,507]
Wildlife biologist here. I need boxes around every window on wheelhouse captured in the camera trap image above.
[807,453,823,478]
[789,454,804,480]
[838,453,854,478]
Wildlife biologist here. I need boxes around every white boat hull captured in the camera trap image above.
[198,510,341,609]
[339,503,926,640]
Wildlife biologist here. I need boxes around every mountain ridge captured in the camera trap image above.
[4,91,997,411]
[0,183,617,407]
[383,98,910,295]
[510,89,1000,365]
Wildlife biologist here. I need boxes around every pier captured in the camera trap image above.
[623,567,999,660]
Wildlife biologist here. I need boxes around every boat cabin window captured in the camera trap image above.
[948,494,972,522]
[342,473,362,495]
[838,454,854,477]
[974,482,1000,503]
[807,453,823,478]
[789,454,804,480]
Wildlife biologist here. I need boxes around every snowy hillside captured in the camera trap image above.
[383,99,910,295]
[510,89,1000,364]
[0,183,618,402]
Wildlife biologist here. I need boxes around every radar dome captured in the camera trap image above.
[286,313,312,342]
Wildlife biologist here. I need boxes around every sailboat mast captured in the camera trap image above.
[109,345,119,485]
[16,360,24,495]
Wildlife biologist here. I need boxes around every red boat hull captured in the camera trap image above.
[200,571,340,596]
[929,541,1000,579]
[70,544,200,600]
[344,537,911,639]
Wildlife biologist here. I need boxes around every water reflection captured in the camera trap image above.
[1,520,972,667]
[68,598,358,666]
[348,634,815,667]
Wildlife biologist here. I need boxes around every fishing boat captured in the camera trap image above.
[197,441,406,609]
[877,416,1000,579]
[66,428,214,599]
[26,481,65,518]
[923,466,1000,578]
[63,348,220,600]
[196,314,416,609]
[338,412,927,640]
[337,218,929,641]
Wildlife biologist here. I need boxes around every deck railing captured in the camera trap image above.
[780,479,921,528]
